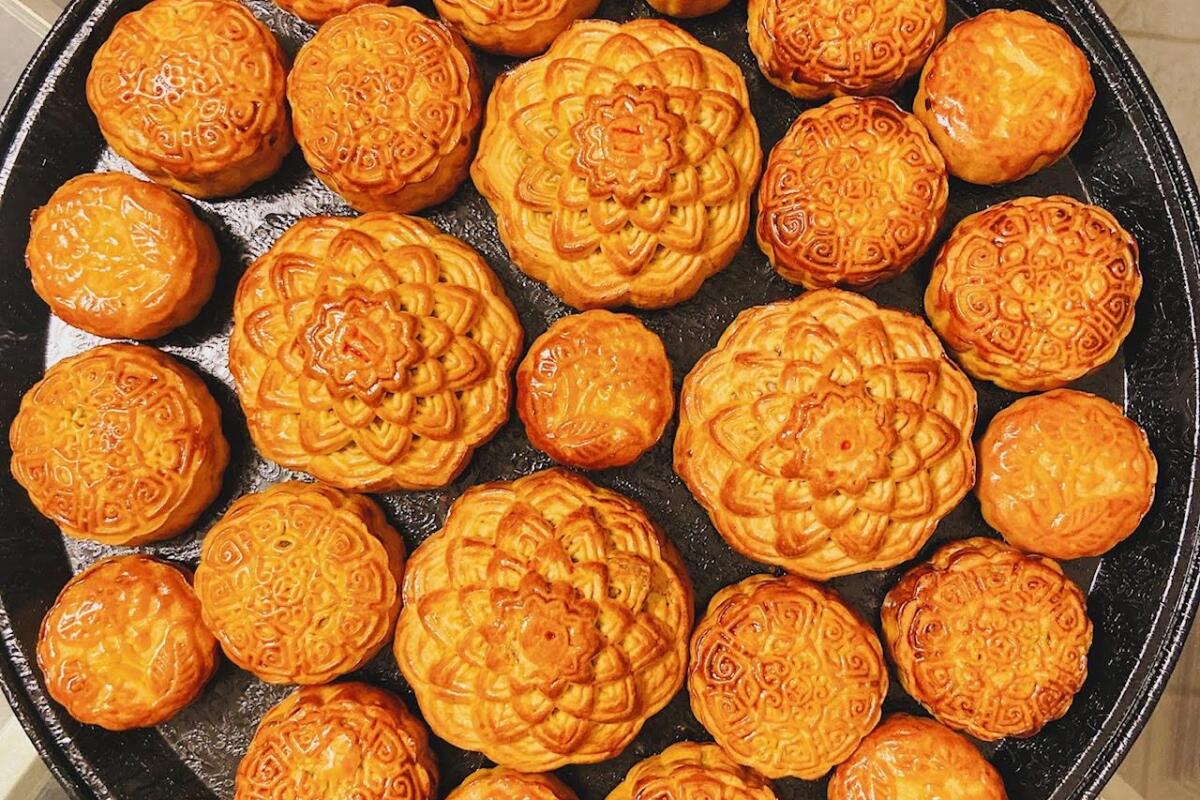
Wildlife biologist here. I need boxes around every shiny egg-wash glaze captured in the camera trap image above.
[432,0,601,56]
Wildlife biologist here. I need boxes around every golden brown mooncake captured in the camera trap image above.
[394,468,693,771]
[26,172,219,340]
[674,289,976,580]
[646,0,732,18]
[977,390,1157,560]
[86,0,291,198]
[448,768,579,800]
[273,0,392,25]
[925,195,1141,392]
[748,0,946,99]
[432,0,600,56]
[472,19,762,309]
[37,555,218,731]
[606,742,777,800]
[915,9,1095,184]
[827,714,1007,800]
[756,97,948,289]
[882,537,1093,741]
[235,682,438,800]
[689,574,888,779]
[194,482,404,685]
[288,5,481,214]
[228,213,521,492]
[10,344,229,546]
[517,310,673,470]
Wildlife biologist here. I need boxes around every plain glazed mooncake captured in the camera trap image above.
[394,468,693,771]
[448,768,579,800]
[606,742,777,800]
[432,0,600,56]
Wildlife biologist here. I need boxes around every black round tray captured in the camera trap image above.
[1,1,1198,798]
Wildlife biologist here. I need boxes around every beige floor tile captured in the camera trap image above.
[1097,0,1200,42]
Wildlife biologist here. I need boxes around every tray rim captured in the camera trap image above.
[0,1,1198,798]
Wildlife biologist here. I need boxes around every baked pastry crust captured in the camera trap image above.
[194,482,405,684]
[448,768,578,800]
[606,742,777,800]
[229,213,521,492]
[26,172,219,340]
[978,389,1156,560]
[273,0,392,25]
[646,0,732,18]
[882,537,1093,741]
[37,555,218,730]
[394,468,693,771]
[235,682,438,800]
[748,0,946,99]
[689,574,887,779]
[86,0,291,198]
[289,5,481,214]
[925,195,1140,391]
[756,97,948,289]
[10,343,229,545]
[472,19,762,309]
[517,310,673,469]
[915,9,1095,184]
[432,0,600,56]
[828,714,1007,800]
[674,289,976,579]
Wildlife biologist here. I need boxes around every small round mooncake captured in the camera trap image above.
[606,742,777,800]
[289,5,481,213]
[472,19,762,309]
[517,310,673,470]
[37,555,218,731]
[978,390,1157,560]
[394,468,693,771]
[229,213,521,492]
[757,97,948,289]
[748,0,946,99]
[86,0,291,198]
[448,768,578,800]
[882,537,1093,741]
[828,714,1007,800]
[689,574,887,779]
[432,0,600,56]
[235,682,438,800]
[674,289,976,580]
[915,9,1095,184]
[194,482,405,685]
[10,344,229,545]
[647,0,732,18]
[26,172,219,340]
[273,0,392,25]
[926,195,1141,392]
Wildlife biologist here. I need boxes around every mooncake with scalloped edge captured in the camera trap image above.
[432,0,600,56]
[273,0,393,25]
[606,742,778,800]
[448,768,579,800]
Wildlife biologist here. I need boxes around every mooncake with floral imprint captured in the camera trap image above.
[646,0,731,18]
[235,682,438,800]
[273,0,392,25]
[674,289,976,580]
[432,0,600,56]
[472,19,762,309]
[394,468,693,771]
[229,213,521,492]
[689,574,887,779]
[606,742,777,800]
[194,482,404,685]
[37,555,218,731]
[517,310,673,470]
[925,196,1141,392]
[748,0,946,99]
[882,537,1093,741]
[448,768,579,800]
[10,344,228,545]
[915,10,1095,184]
[757,97,948,289]
[86,0,291,198]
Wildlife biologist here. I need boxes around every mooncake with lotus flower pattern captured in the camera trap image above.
[448,768,579,800]
[432,0,600,56]
[606,742,777,800]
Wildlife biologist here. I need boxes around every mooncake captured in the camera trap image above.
[448,768,578,800]
[674,289,976,579]
[394,468,693,771]
[273,0,392,25]
[228,213,521,492]
[606,742,777,800]
[646,0,732,18]
[432,0,600,56]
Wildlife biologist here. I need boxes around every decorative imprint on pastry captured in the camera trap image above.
[432,0,601,56]
[448,767,579,800]
[605,742,778,800]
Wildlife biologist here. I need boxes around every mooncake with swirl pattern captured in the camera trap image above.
[10,343,229,545]
[432,0,600,56]
[689,574,887,779]
[37,555,218,731]
[394,468,693,771]
[675,289,976,579]
[273,0,393,25]
[86,0,291,198]
[882,537,1093,741]
[472,19,762,309]
[229,213,521,492]
[194,482,405,685]
[448,768,579,800]
[925,195,1141,391]
[606,742,777,800]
